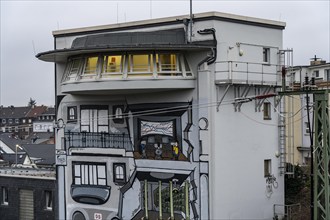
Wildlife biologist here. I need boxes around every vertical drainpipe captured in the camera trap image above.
[170,181,174,219]
[144,180,148,219]
[159,181,162,219]
[185,180,190,219]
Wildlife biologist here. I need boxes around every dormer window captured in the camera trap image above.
[1,119,5,124]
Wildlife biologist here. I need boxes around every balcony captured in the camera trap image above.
[215,61,281,86]
[64,132,133,151]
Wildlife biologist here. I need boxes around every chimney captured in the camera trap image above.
[310,55,326,66]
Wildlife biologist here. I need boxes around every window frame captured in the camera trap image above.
[325,69,330,81]
[1,119,5,124]
[263,47,270,63]
[264,159,272,177]
[263,102,271,120]
[67,106,78,122]
[113,163,126,185]
[80,105,109,133]
[72,162,107,186]
[1,187,9,205]
[45,190,53,210]
[8,119,13,124]
[113,105,124,124]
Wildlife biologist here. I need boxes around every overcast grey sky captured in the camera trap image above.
[0,0,329,107]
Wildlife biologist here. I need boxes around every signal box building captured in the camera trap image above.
[37,12,289,220]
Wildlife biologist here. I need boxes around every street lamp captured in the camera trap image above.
[15,144,23,167]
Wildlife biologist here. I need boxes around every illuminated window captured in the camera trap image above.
[83,57,99,75]
[113,163,126,184]
[103,55,123,73]
[158,54,178,71]
[263,102,271,120]
[129,54,153,73]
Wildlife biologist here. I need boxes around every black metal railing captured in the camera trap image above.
[64,131,133,150]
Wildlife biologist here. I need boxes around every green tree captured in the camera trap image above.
[28,98,36,107]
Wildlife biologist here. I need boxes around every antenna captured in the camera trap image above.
[189,0,193,42]
[150,0,152,19]
[32,40,36,55]
[117,3,119,23]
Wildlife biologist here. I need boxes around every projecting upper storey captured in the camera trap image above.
[36,11,286,94]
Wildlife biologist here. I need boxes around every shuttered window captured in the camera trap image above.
[19,189,34,220]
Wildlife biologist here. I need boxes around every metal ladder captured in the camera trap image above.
[278,49,294,176]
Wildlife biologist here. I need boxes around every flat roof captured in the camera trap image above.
[53,11,286,37]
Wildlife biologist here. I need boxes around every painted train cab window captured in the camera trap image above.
[71,162,110,205]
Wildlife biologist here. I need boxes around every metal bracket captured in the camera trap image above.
[216,85,231,112]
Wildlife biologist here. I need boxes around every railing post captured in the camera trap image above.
[122,133,125,149]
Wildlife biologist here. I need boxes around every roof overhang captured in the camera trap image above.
[36,44,212,62]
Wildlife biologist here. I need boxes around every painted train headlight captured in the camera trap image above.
[72,211,86,220]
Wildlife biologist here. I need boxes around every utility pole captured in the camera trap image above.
[280,80,330,220]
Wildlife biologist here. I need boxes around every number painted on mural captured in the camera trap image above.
[94,213,102,220]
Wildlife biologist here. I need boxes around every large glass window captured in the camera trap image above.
[65,58,82,81]
[129,54,153,73]
[73,163,107,186]
[103,55,123,73]
[62,52,194,82]
[83,57,99,75]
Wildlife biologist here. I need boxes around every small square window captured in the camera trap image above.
[264,159,272,177]
[8,119,13,124]
[113,105,124,124]
[263,102,271,120]
[15,119,19,124]
[68,107,77,122]
[28,119,32,123]
[313,70,320,78]
[22,119,26,123]
[1,187,9,205]
[45,191,53,210]
[1,119,5,124]
[113,163,126,185]
[263,48,270,63]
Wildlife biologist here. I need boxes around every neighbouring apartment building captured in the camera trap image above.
[36,11,290,220]
[0,105,55,139]
[0,168,56,220]
[286,58,330,165]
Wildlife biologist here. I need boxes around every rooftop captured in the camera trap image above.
[53,11,286,36]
